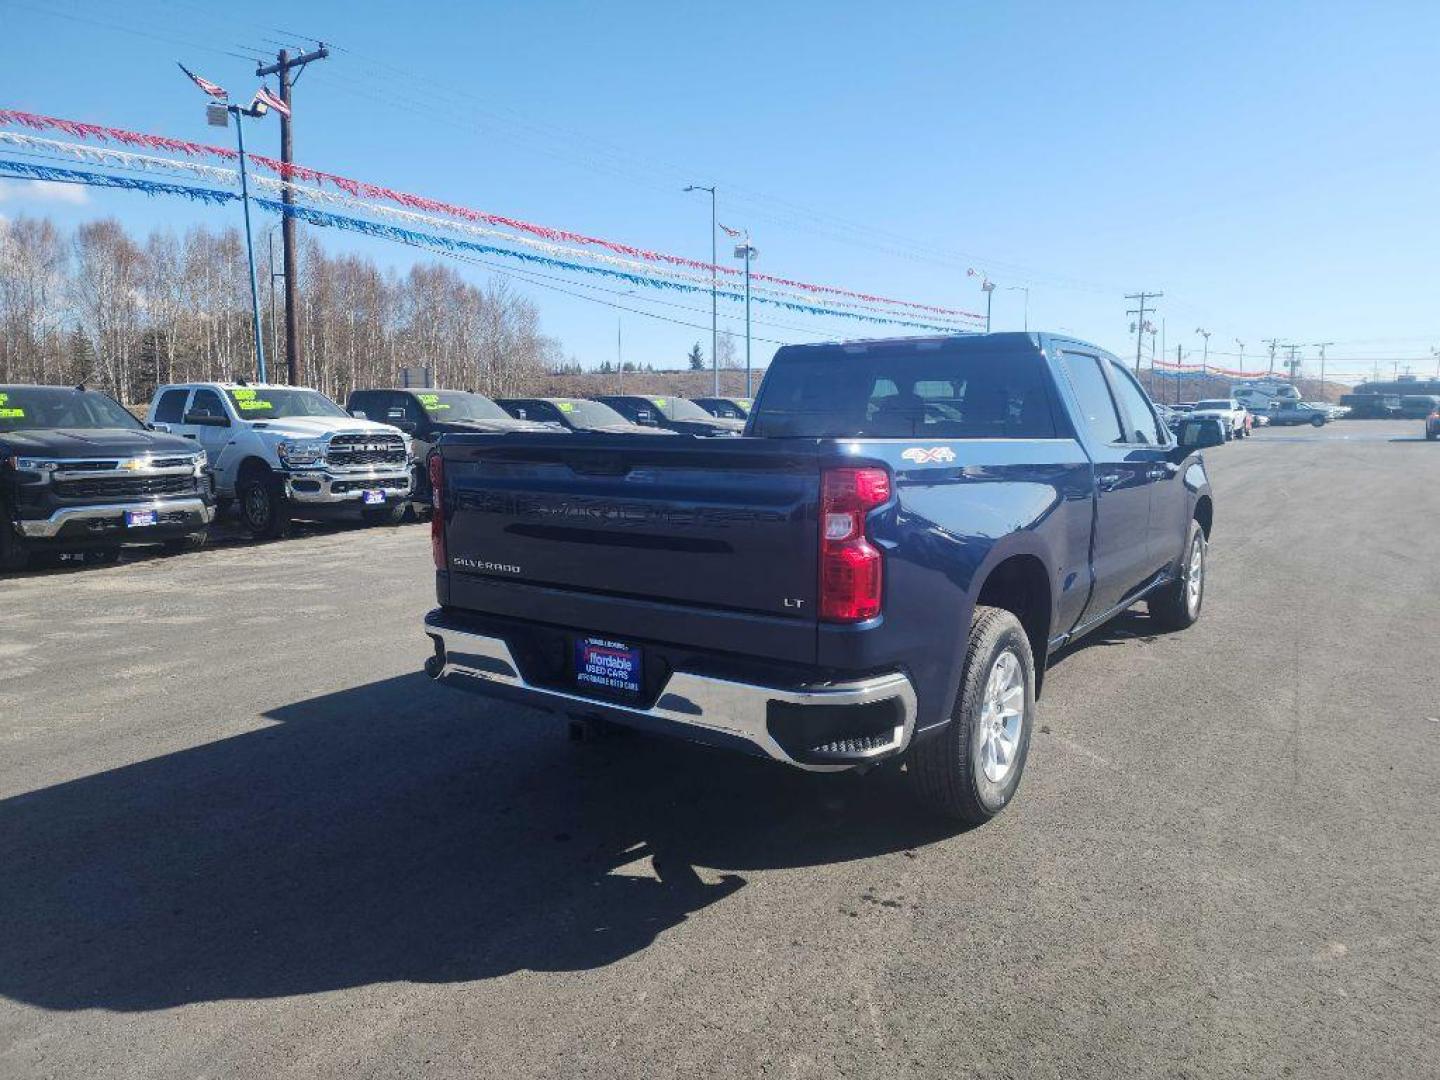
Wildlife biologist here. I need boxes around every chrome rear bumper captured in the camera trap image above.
[424,613,917,772]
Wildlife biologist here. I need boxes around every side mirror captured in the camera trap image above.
[183,410,229,427]
[1178,419,1225,449]
[350,409,368,419]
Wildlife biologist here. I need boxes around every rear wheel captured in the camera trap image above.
[1149,520,1206,631]
[909,605,1036,825]
[238,470,289,539]
[1310,414,1326,427]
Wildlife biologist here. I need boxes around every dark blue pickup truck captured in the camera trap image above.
[422,333,1216,824]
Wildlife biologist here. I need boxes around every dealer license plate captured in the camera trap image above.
[575,637,643,696]
[124,509,157,528]
[361,489,385,505]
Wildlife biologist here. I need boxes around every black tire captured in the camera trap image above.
[162,531,209,555]
[0,505,29,573]
[908,605,1036,825]
[1310,414,1326,427]
[1427,429,1438,441]
[361,502,406,526]
[1149,519,1207,632]
[238,471,289,539]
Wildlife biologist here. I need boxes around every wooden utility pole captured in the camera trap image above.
[1125,291,1162,372]
[256,44,329,386]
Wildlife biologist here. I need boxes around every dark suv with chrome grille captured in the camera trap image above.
[1,385,213,571]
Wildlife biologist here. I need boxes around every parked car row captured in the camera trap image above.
[0,380,761,570]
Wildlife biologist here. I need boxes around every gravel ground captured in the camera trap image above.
[1,419,1436,1079]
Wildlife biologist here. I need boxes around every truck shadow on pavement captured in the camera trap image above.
[0,672,953,1012]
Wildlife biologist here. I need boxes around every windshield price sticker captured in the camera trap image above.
[418,393,450,412]
[558,402,576,413]
[236,399,272,410]
[233,389,256,400]
[0,408,23,419]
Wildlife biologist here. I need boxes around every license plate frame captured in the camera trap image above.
[575,637,643,697]
[361,489,385,505]
[124,509,157,528]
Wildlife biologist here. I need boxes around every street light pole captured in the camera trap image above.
[1005,285,1029,332]
[230,104,267,383]
[683,185,718,395]
[732,234,758,396]
[1235,339,1245,375]
[1196,328,1211,375]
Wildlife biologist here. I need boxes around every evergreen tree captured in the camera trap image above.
[687,342,705,371]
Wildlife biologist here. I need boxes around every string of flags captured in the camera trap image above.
[0,107,985,325]
[0,154,972,334]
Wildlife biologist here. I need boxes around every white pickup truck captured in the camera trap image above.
[146,382,412,537]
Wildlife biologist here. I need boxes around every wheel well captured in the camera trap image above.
[236,456,273,486]
[975,554,1052,693]
[1194,495,1214,539]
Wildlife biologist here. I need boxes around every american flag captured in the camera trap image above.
[177,62,227,99]
[717,222,744,238]
[253,84,290,118]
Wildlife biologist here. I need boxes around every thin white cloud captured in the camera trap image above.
[0,179,90,206]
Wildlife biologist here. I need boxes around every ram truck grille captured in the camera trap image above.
[327,433,407,467]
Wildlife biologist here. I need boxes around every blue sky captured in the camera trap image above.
[3,0,1438,381]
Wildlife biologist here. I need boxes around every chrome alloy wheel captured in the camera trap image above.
[1185,533,1206,616]
[977,649,1025,784]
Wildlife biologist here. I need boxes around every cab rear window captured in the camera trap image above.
[749,345,1059,439]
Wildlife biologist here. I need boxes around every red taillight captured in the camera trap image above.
[819,467,890,622]
[428,452,446,571]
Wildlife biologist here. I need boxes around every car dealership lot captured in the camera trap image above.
[1,421,1436,1080]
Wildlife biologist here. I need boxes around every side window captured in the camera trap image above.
[1107,361,1164,444]
[153,388,190,423]
[1058,353,1124,444]
[348,393,373,418]
[189,388,227,419]
[532,403,561,422]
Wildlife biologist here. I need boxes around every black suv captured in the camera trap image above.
[591,395,744,437]
[346,388,560,507]
[498,397,669,434]
[1,385,213,570]
[691,396,753,420]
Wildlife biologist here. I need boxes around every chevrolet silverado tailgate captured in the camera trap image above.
[438,434,821,658]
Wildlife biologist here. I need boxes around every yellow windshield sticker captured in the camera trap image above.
[653,397,667,406]
[558,402,576,413]
[0,408,23,419]
[417,393,449,412]
[236,398,272,411]
[232,388,257,400]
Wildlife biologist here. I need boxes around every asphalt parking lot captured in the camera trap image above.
[1,420,1436,1079]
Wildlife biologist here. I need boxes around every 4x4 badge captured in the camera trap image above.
[901,446,956,464]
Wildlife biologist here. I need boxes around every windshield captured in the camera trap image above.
[0,387,143,432]
[554,399,631,427]
[1195,400,1231,410]
[414,391,510,422]
[226,388,348,420]
[651,396,716,422]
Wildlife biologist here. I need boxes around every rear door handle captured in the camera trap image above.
[1097,471,1125,491]
[1148,465,1175,479]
